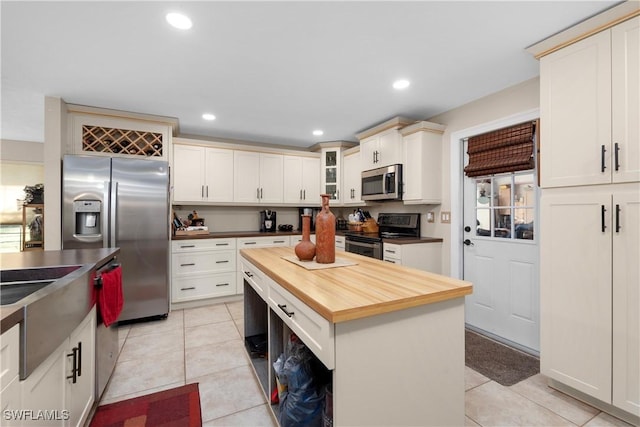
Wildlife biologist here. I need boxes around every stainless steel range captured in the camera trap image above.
[344,213,420,259]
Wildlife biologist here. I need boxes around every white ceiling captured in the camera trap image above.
[1,1,621,148]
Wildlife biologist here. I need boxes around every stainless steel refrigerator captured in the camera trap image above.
[62,154,170,322]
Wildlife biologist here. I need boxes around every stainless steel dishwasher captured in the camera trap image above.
[93,259,120,400]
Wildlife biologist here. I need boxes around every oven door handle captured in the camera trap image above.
[346,240,378,249]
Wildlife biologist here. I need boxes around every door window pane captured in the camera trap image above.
[473,172,536,241]
[476,208,491,236]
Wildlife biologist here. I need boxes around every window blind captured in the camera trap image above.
[464,121,536,177]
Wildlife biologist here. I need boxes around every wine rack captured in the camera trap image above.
[82,125,163,157]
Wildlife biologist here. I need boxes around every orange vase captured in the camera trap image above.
[315,194,335,264]
[295,214,316,261]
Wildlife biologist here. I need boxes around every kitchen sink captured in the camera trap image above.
[0,280,54,305]
[0,263,94,379]
[0,265,82,306]
[1,265,81,283]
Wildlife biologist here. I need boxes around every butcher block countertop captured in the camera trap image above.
[240,246,472,323]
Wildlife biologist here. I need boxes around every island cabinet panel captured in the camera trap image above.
[268,278,335,370]
[240,247,470,426]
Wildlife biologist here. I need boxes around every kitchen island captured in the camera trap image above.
[239,246,472,426]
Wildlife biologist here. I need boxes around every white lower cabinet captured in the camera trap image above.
[1,324,21,426]
[335,235,345,251]
[171,239,237,303]
[541,185,639,419]
[20,308,96,427]
[383,242,442,274]
[289,234,316,245]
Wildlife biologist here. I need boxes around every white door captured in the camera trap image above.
[463,166,540,352]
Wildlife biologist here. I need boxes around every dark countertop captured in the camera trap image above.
[172,230,441,244]
[0,248,120,334]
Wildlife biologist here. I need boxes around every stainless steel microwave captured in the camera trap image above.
[361,164,402,201]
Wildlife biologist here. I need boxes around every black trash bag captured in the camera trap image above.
[274,335,325,427]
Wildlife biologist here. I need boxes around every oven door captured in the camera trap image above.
[345,238,382,259]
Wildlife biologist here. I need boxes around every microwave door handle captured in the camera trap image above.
[383,173,388,194]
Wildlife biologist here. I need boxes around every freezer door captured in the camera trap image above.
[111,158,170,321]
[62,155,111,250]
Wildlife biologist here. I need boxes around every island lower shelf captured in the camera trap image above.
[239,248,472,426]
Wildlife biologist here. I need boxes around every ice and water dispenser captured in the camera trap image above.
[73,200,101,237]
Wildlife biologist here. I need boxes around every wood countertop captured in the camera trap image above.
[240,246,472,323]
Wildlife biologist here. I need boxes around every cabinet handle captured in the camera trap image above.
[180,263,196,267]
[601,205,607,232]
[601,145,607,172]
[67,347,78,384]
[278,304,294,318]
[616,204,621,233]
[303,189,306,200]
[215,260,229,264]
[385,249,396,254]
[257,188,260,199]
[202,185,205,198]
[300,189,303,199]
[181,286,196,291]
[206,185,209,198]
[244,271,253,277]
[244,241,257,245]
[77,342,82,377]
[180,245,195,248]
[216,283,229,287]
[260,188,263,199]
[614,143,620,171]
[215,243,229,246]
[274,240,286,244]
[384,259,396,264]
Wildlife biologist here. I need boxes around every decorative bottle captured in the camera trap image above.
[295,214,316,261]
[315,194,336,263]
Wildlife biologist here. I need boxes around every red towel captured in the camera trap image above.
[98,266,123,327]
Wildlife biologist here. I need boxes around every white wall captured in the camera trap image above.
[426,77,541,276]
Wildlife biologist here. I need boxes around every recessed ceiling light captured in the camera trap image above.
[202,113,216,121]
[393,79,410,90]
[312,130,324,136]
[166,12,192,30]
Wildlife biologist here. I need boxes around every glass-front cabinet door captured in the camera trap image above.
[321,148,341,202]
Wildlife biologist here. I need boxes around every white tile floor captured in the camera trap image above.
[99,301,634,427]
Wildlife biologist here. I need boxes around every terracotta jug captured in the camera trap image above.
[295,214,316,261]
[315,194,335,264]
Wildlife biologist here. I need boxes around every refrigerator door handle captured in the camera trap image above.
[103,180,110,247]
[110,181,118,247]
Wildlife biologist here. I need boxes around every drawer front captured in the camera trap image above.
[335,235,345,250]
[239,257,266,298]
[383,243,402,260]
[172,238,236,252]
[290,234,316,245]
[0,324,19,392]
[237,236,289,248]
[172,272,236,302]
[172,250,236,276]
[268,280,335,369]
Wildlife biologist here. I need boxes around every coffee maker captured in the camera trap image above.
[260,210,277,232]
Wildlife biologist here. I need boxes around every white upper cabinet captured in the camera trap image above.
[234,151,284,204]
[357,117,414,171]
[342,149,362,205]
[173,144,234,203]
[540,16,639,188]
[400,121,445,205]
[321,147,342,203]
[611,17,640,184]
[283,155,321,205]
